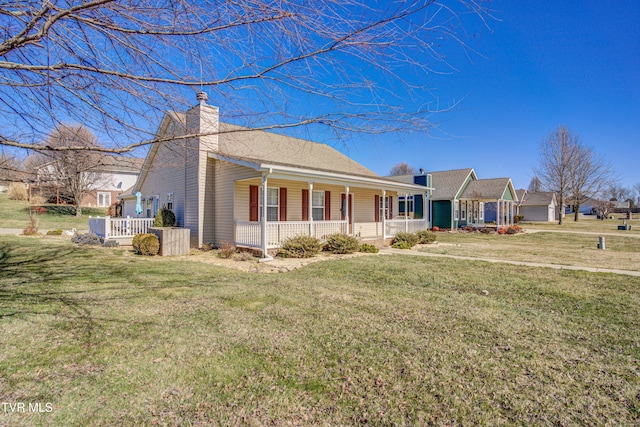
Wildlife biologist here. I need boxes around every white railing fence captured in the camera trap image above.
[235,220,349,248]
[89,216,154,239]
[385,218,428,236]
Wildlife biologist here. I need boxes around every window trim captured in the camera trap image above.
[259,186,280,222]
[166,192,174,211]
[454,200,460,221]
[312,190,325,221]
[97,191,111,208]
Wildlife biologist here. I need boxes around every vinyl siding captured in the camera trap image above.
[135,139,188,228]
[214,161,261,246]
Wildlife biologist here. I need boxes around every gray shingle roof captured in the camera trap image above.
[428,168,475,200]
[518,191,556,206]
[460,178,512,200]
[217,123,379,178]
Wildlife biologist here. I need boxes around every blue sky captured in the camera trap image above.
[338,1,639,190]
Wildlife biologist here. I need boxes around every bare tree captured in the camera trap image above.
[567,143,616,221]
[33,125,108,216]
[533,125,580,225]
[388,162,418,176]
[606,184,631,202]
[592,198,615,221]
[527,177,542,192]
[0,1,493,155]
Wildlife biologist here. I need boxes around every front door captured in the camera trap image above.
[341,193,354,233]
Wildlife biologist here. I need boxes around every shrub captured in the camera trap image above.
[154,206,176,227]
[23,214,39,235]
[497,227,507,235]
[7,183,28,201]
[416,229,436,244]
[479,227,493,234]
[514,215,524,224]
[137,234,159,256]
[278,235,323,258]
[71,233,101,245]
[218,241,236,259]
[393,232,418,248]
[47,229,63,235]
[358,243,379,253]
[325,233,360,254]
[391,241,412,249]
[432,226,440,232]
[132,233,147,253]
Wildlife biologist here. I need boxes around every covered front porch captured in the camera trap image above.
[230,171,429,256]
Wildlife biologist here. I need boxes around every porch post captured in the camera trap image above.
[424,191,429,229]
[105,216,111,240]
[382,190,387,239]
[261,174,269,258]
[308,182,314,237]
[496,200,500,229]
[405,192,409,232]
[345,185,350,235]
[510,201,514,226]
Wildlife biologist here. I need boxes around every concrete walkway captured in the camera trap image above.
[380,248,640,277]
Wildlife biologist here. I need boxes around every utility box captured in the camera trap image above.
[148,227,190,256]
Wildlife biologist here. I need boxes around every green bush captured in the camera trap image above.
[137,234,159,256]
[47,229,63,236]
[132,233,146,253]
[278,235,323,258]
[393,232,418,248]
[154,206,176,227]
[514,215,524,224]
[358,243,379,253]
[325,233,360,254]
[391,241,412,249]
[416,229,436,244]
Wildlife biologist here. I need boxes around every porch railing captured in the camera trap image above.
[385,218,427,236]
[235,220,348,248]
[89,216,154,239]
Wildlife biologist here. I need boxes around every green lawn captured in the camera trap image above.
[0,194,106,231]
[1,236,638,425]
[419,231,640,271]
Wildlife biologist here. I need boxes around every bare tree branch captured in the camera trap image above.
[0,0,494,154]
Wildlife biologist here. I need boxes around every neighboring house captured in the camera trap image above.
[516,190,557,222]
[389,169,518,229]
[118,93,430,256]
[35,155,142,207]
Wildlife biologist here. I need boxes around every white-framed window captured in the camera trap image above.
[166,193,173,211]
[399,195,415,218]
[379,196,392,220]
[454,200,460,221]
[146,197,153,218]
[259,187,279,221]
[461,201,467,220]
[479,202,485,221]
[312,190,325,221]
[97,192,111,208]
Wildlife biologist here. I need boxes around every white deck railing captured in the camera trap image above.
[385,218,428,236]
[235,220,348,248]
[89,216,155,239]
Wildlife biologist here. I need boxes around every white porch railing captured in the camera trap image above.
[235,220,348,248]
[89,216,155,239]
[385,218,427,236]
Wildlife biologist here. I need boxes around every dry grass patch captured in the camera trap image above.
[0,237,638,425]
[419,231,640,271]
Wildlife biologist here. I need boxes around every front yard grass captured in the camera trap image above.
[419,231,640,271]
[0,194,106,231]
[1,236,638,425]
[521,215,640,235]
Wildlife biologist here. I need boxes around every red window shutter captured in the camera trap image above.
[341,193,346,220]
[374,195,380,222]
[302,189,309,221]
[389,196,393,219]
[249,185,259,221]
[324,191,331,220]
[279,187,287,221]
